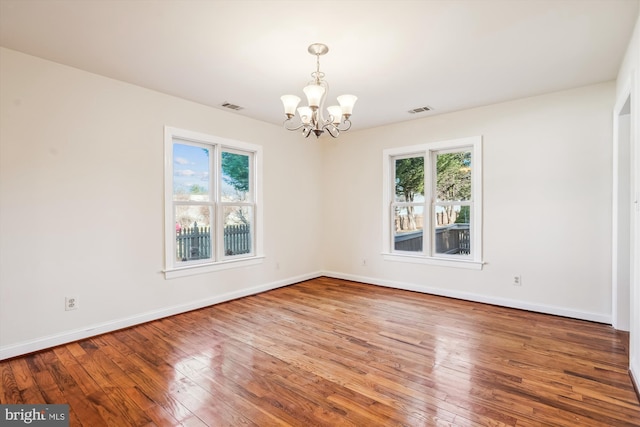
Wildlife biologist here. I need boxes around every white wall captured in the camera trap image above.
[0,48,324,359]
[616,11,640,394]
[323,82,615,322]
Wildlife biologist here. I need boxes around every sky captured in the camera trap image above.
[173,143,210,196]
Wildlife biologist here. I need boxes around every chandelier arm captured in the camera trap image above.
[319,116,334,129]
[335,119,353,132]
[325,125,340,138]
[283,118,307,132]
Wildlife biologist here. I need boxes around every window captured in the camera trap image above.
[382,136,482,269]
[164,127,263,278]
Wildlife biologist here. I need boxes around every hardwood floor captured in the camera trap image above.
[1,277,639,426]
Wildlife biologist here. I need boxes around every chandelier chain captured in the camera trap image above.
[312,53,325,84]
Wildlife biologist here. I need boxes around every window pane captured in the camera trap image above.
[223,206,253,256]
[434,205,471,256]
[435,151,471,202]
[221,151,251,202]
[394,156,424,203]
[173,142,210,201]
[393,205,424,252]
[175,206,212,262]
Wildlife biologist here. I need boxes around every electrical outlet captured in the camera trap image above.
[65,296,79,311]
[512,275,522,286]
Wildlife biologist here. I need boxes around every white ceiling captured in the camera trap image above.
[1,0,638,131]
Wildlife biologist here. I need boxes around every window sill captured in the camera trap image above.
[164,256,265,279]
[382,253,484,270]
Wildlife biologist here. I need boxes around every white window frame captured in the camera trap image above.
[164,127,263,279]
[382,136,483,270]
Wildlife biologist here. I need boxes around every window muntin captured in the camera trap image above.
[164,127,262,278]
[383,136,482,268]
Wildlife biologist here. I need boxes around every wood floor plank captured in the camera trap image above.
[1,360,22,403]
[1,277,639,426]
[7,358,46,403]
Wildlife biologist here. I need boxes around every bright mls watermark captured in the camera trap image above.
[1,405,68,426]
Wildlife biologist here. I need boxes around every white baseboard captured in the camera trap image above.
[323,271,612,324]
[0,270,613,360]
[0,272,322,361]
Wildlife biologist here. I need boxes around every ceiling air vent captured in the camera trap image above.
[408,106,433,114]
[221,102,244,111]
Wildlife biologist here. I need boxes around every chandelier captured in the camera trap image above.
[280,43,357,138]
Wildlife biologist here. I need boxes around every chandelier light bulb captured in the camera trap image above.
[280,95,301,117]
[327,105,343,124]
[303,84,325,108]
[337,94,358,117]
